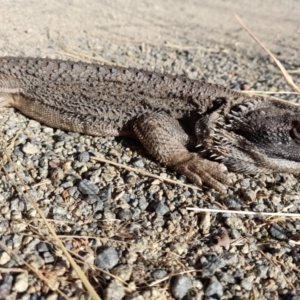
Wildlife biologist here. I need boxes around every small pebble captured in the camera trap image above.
[151,269,167,279]
[111,264,133,281]
[269,224,288,240]
[99,184,112,201]
[132,158,144,168]
[78,179,99,195]
[154,202,169,215]
[255,265,269,279]
[241,278,252,291]
[22,142,40,154]
[78,151,90,162]
[138,197,148,210]
[117,208,133,221]
[13,272,28,293]
[37,242,52,253]
[171,275,192,299]
[95,247,119,270]
[0,274,13,299]
[104,280,125,300]
[0,252,10,265]
[205,279,223,298]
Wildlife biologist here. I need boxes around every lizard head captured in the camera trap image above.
[198,97,300,174]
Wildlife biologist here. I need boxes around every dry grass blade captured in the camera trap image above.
[289,240,300,246]
[240,91,300,107]
[187,207,300,218]
[239,90,299,95]
[234,13,300,95]
[287,69,300,74]
[0,132,101,300]
[92,155,200,190]
[0,267,28,273]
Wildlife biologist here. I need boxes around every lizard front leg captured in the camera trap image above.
[132,113,231,194]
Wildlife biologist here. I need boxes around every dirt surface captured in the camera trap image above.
[1,0,299,61]
[0,1,300,299]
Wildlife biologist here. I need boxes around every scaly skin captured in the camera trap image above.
[1,57,300,194]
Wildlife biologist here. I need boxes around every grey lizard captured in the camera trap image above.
[1,57,300,194]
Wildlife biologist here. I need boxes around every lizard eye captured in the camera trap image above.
[292,127,300,141]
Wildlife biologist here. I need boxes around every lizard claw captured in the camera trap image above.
[173,153,232,195]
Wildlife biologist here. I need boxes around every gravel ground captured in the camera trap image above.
[0,1,300,299]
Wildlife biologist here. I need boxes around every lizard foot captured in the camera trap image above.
[172,152,232,195]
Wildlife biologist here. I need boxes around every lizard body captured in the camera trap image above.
[1,57,300,194]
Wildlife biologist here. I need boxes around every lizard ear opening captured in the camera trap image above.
[291,127,300,141]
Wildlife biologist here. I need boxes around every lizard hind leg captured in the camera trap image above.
[132,112,232,194]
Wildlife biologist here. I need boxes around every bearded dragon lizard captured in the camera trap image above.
[1,57,300,194]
